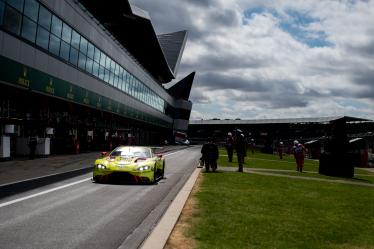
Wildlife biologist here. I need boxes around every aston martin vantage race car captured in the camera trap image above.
[93,146,165,184]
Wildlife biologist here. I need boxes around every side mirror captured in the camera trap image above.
[156,154,163,159]
[101,152,108,157]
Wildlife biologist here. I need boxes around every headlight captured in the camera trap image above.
[96,164,106,169]
[137,165,151,171]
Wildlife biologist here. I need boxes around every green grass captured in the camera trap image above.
[257,170,374,185]
[189,172,374,249]
[218,148,319,171]
[217,148,374,184]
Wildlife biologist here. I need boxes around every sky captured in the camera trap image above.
[130,0,374,120]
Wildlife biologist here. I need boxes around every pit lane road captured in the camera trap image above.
[0,146,201,249]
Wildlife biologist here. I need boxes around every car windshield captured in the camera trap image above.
[110,147,152,158]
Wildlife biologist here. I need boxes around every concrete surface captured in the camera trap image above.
[140,167,201,249]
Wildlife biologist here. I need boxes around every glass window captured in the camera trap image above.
[36,25,49,50]
[118,80,123,92]
[79,36,87,54]
[115,75,120,88]
[61,23,71,43]
[139,84,143,102]
[137,81,141,99]
[112,74,117,87]
[109,71,114,85]
[38,5,51,30]
[113,63,118,75]
[104,69,110,83]
[87,42,94,59]
[124,75,129,93]
[135,81,140,99]
[78,52,86,70]
[6,0,24,12]
[24,0,38,22]
[126,74,131,94]
[141,84,145,102]
[60,40,70,61]
[100,53,106,66]
[21,16,36,42]
[3,5,21,35]
[92,62,99,77]
[150,94,154,107]
[0,2,4,25]
[99,65,105,80]
[110,60,115,73]
[85,57,93,74]
[69,46,78,65]
[147,89,150,105]
[49,33,60,56]
[71,29,80,49]
[106,56,111,69]
[119,67,123,80]
[94,47,100,62]
[130,76,135,96]
[153,95,157,108]
[147,89,150,104]
[144,88,148,104]
[51,15,62,37]
[121,80,126,92]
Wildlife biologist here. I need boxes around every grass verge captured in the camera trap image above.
[217,148,374,182]
[189,172,374,249]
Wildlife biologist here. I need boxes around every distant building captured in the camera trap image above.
[189,116,374,157]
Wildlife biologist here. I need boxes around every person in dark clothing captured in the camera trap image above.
[235,133,246,172]
[201,138,219,172]
[225,132,234,162]
[28,133,38,160]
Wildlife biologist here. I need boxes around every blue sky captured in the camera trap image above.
[132,0,374,120]
[244,7,333,48]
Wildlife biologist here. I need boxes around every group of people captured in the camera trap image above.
[226,131,247,172]
[200,130,249,173]
[201,132,307,174]
[277,140,306,172]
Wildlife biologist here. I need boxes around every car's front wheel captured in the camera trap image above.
[93,175,101,183]
[151,167,157,184]
[161,162,165,179]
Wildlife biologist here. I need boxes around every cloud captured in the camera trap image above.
[131,0,374,120]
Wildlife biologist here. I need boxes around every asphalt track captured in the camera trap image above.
[0,146,201,249]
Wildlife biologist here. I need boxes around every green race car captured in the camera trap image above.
[93,146,165,184]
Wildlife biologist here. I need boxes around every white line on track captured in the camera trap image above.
[0,178,90,208]
[0,149,190,208]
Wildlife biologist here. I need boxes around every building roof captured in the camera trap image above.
[167,72,195,100]
[189,116,371,125]
[77,0,187,84]
[157,31,188,76]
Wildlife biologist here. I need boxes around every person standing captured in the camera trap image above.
[225,132,234,162]
[249,138,256,154]
[235,133,246,172]
[277,141,284,159]
[201,137,219,172]
[28,132,38,160]
[293,140,306,172]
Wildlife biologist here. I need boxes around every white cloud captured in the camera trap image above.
[131,0,374,120]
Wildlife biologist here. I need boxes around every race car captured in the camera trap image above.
[93,146,165,184]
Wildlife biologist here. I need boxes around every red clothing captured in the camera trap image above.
[293,144,306,172]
